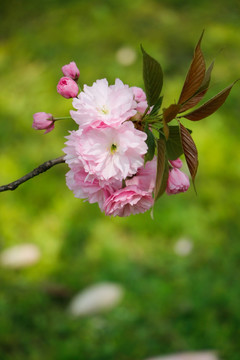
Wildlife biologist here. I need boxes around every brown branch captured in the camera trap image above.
[0,156,65,192]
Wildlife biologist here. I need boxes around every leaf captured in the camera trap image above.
[183,81,237,121]
[150,96,163,116]
[161,104,181,140]
[179,122,198,184]
[141,45,163,106]
[163,104,181,123]
[178,31,206,105]
[166,126,184,160]
[154,138,166,200]
[199,61,214,92]
[155,158,169,200]
[144,124,156,163]
[179,88,208,113]
[163,119,169,140]
[179,61,214,113]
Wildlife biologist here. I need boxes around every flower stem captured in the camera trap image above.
[54,116,72,121]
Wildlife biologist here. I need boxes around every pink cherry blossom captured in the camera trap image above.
[131,86,146,102]
[131,86,149,114]
[104,185,154,217]
[64,121,147,181]
[169,158,183,169]
[166,168,190,195]
[70,78,137,129]
[136,100,148,114]
[32,112,55,134]
[62,61,80,81]
[57,77,79,99]
[66,164,121,210]
[126,157,157,192]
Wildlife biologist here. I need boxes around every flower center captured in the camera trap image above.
[110,143,117,153]
[98,105,109,115]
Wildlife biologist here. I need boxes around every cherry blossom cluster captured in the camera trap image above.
[32,61,190,217]
[1,34,235,216]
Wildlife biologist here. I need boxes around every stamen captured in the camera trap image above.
[98,105,109,114]
[110,143,117,153]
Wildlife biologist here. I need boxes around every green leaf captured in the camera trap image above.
[154,138,166,200]
[155,157,169,200]
[183,81,238,121]
[178,31,206,105]
[141,45,163,106]
[179,122,198,185]
[144,124,156,163]
[163,120,169,140]
[150,96,163,116]
[166,126,184,160]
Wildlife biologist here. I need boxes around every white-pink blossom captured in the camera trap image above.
[64,121,147,181]
[63,77,158,217]
[131,86,146,102]
[136,100,148,114]
[131,86,148,114]
[65,164,121,210]
[63,128,83,168]
[70,78,137,129]
[103,185,154,217]
[126,157,157,192]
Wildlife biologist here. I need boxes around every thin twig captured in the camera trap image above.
[0,156,65,192]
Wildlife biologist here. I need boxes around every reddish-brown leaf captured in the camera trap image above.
[179,122,198,183]
[198,61,214,93]
[154,138,166,201]
[183,81,237,121]
[178,31,206,105]
[162,104,181,140]
[180,88,208,113]
[179,61,214,113]
[163,104,181,123]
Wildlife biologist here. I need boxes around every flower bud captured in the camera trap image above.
[57,77,79,99]
[166,168,190,195]
[62,61,80,81]
[169,158,183,169]
[32,112,55,134]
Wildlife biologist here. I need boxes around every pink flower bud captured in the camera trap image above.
[57,77,79,99]
[166,168,190,195]
[32,112,55,134]
[62,61,80,81]
[169,158,183,169]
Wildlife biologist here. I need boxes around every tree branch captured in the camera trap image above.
[0,156,66,192]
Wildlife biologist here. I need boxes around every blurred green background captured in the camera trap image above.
[0,0,240,359]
